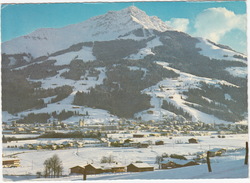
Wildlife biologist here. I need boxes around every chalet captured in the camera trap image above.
[130,142,140,148]
[51,144,57,150]
[35,145,43,150]
[74,142,84,148]
[101,125,118,131]
[2,159,20,168]
[208,148,226,157]
[138,142,149,148]
[155,140,164,145]
[14,127,25,133]
[70,166,85,174]
[188,138,198,143]
[124,138,133,144]
[127,163,154,172]
[102,142,111,147]
[161,161,181,169]
[133,134,146,138]
[161,159,199,169]
[100,163,126,173]
[110,165,126,173]
[84,164,103,175]
[146,140,153,145]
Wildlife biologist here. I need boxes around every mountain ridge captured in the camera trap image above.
[2,6,170,58]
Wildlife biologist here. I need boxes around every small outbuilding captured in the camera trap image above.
[155,140,164,145]
[138,142,149,148]
[133,134,146,138]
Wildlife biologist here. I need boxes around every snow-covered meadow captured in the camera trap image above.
[2,133,248,181]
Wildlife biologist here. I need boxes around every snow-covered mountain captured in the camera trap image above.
[1,6,248,125]
[2,6,170,58]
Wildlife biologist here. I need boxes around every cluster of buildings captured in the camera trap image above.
[2,117,248,139]
[69,159,201,176]
[18,141,84,150]
[70,162,155,175]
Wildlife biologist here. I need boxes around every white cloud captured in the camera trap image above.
[193,7,246,42]
[166,18,189,32]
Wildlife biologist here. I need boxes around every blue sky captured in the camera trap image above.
[1,1,247,53]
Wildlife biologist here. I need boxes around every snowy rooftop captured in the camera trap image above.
[130,163,153,168]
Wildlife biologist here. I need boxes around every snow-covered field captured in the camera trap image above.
[2,134,248,181]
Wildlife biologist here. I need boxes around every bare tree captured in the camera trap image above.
[100,155,115,163]
[43,154,63,178]
[155,155,164,169]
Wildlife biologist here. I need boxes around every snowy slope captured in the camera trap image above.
[3,67,119,124]
[49,46,96,66]
[2,6,169,58]
[127,37,163,59]
[196,38,247,63]
[136,61,239,124]
[225,67,247,78]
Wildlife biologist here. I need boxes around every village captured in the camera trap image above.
[3,117,248,138]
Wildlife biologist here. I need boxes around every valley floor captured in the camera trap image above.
[1,134,248,182]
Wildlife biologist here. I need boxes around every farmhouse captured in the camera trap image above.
[188,138,198,143]
[70,166,85,174]
[137,142,150,148]
[130,142,140,148]
[100,163,126,173]
[2,159,20,168]
[83,163,126,174]
[161,160,181,169]
[208,148,227,157]
[161,159,199,169]
[127,163,154,172]
[84,164,103,175]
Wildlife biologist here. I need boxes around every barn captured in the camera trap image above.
[100,163,126,173]
[84,164,103,175]
[161,159,199,169]
[2,159,20,168]
[70,166,85,174]
[127,163,154,172]
[208,148,227,157]
[161,161,180,169]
